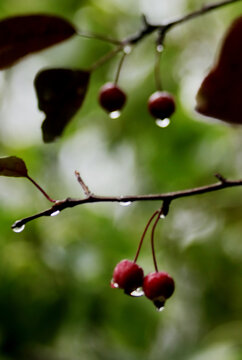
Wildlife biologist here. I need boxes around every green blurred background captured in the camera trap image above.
[0,0,242,359]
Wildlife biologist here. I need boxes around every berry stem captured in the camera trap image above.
[114,52,127,85]
[154,46,163,91]
[133,210,159,263]
[26,175,56,203]
[151,210,163,272]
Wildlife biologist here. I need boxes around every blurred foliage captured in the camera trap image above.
[0,0,242,359]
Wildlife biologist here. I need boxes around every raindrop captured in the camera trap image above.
[50,210,60,217]
[130,288,144,297]
[110,280,119,288]
[12,224,25,233]
[156,44,164,53]
[120,201,132,207]
[155,118,170,128]
[160,214,166,219]
[109,110,121,119]
[154,299,165,312]
[123,45,132,54]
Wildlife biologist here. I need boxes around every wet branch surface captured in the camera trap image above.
[12,174,242,230]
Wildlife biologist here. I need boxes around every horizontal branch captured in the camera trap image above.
[124,0,241,44]
[12,174,242,231]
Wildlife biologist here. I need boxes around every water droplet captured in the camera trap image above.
[160,214,166,219]
[120,201,132,207]
[12,224,25,233]
[109,110,121,119]
[50,210,60,217]
[110,280,119,288]
[130,288,144,297]
[154,299,165,311]
[123,45,132,54]
[155,118,170,128]
[156,44,164,53]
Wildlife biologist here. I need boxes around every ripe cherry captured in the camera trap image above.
[148,91,175,120]
[99,82,126,116]
[111,259,144,295]
[143,271,175,310]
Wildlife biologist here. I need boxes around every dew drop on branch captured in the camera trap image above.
[12,224,25,233]
[156,44,164,53]
[123,45,132,54]
[50,210,60,217]
[120,201,132,207]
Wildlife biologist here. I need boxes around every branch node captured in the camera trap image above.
[75,171,92,197]
[160,199,171,218]
[214,173,227,184]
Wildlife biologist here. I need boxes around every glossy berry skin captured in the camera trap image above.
[111,259,144,295]
[143,272,175,308]
[99,83,126,113]
[148,91,175,119]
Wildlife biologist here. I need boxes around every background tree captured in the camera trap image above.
[0,0,242,359]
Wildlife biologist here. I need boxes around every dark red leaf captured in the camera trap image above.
[0,156,28,177]
[196,16,242,124]
[0,14,76,69]
[34,68,90,142]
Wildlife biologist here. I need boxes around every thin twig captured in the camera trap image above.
[11,175,242,230]
[75,171,92,197]
[27,175,56,203]
[124,0,241,44]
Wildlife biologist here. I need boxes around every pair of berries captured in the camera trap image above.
[111,259,175,310]
[99,83,175,121]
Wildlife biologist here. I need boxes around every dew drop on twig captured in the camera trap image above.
[12,224,25,233]
[109,110,121,119]
[120,201,132,207]
[50,210,60,217]
[155,118,170,128]
[159,214,166,219]
[123,45,132,54]
[156,44,164,53]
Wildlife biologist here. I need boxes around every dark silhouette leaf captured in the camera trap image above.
[0,14,76,69]
[34,68,90,142]
[196,16,242,124]
[0,156,28,177]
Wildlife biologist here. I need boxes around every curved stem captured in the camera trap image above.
[26,175,56,203]
[114,52,127,85]
[134,210,159,263]
[76,30,122,45]
[151,211,162,272]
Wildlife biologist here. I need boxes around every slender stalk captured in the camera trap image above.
[114,52,127,85]
[154,46,163,91]
[76,30,122,45]
[150,211,162,272]
[26,175,56,203]
[134,210,159,263]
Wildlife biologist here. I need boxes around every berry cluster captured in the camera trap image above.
[110,208,175,311]
[111,260,175,311]
[99,82,175,126]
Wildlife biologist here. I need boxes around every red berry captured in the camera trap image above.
[143,272,175,309]
[99,83,126,113]
[111,259,144,295]
[148,91,175,119]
